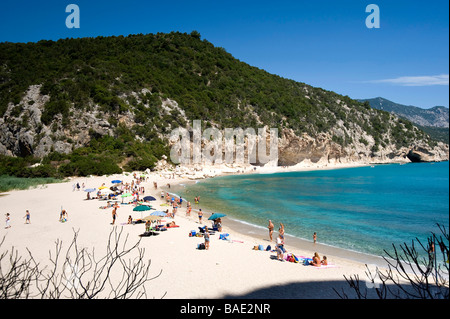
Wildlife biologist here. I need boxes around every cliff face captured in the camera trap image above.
[277,129,448,166]
[0,85,116,158]
[0,33,448,169]
[1,84,448,167]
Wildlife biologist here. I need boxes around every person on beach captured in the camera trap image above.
[60,209,68,222]
[321,256,328,266]
[276,234,284,261]
[5,213,11,229]
[24,210,30,224]
[112,207,117,225]
[198,209,203,224]
[310,252,321,266]
[127,215,133,224]
[167,221,177,227]
[186,205,192,217]
[215,218,222,232]
[268,220,274,241]
[204,226,210,250]
[279,223,285,236]
[313,232,317,244]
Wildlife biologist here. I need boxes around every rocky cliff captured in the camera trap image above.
[0,33,448,174]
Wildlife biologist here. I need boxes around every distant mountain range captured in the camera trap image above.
[359,97,449,144]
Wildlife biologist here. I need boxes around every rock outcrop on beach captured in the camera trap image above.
[0,32,448,178]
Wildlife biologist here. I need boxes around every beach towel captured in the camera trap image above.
[313,264,338,269]
[219,233,229,240]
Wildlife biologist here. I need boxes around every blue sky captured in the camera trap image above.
[0,0,448,108]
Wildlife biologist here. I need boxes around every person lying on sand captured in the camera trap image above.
[166,221,177,227]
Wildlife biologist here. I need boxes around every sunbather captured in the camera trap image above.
[309,252,321,266]
[166,221,177,227]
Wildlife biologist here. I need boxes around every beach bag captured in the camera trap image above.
[198,243,205,250]
[266,245,271,251]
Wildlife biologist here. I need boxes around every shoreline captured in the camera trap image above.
[165,161,396,270]
[167,180,391,270]
[0,162,431,299]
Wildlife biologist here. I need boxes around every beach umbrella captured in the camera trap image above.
[208,213,226,221]
[98,186,108,190]
[142,215,162,222]
[133,205,151,212]
[121,192,132,203]
[150,211,166,217]
[84,188,96,193]
[133,205,151,218]
[111,180,122,184]
[143,196,156,201]
[99,188,113,195]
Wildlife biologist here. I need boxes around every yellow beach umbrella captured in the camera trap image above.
[142,215,162,222]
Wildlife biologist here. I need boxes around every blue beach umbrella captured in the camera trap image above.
[150,211,166,217]
[143,196,156,201]
[84,188,96,193]
[111,180,122,184]
[208,213,226,221]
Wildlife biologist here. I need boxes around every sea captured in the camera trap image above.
[170,161,449,264]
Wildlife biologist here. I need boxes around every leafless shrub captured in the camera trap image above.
[335,224,449,299]
[0,228,164,299]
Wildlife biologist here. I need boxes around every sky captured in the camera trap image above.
[0,0,448,109]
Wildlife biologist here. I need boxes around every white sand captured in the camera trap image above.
[0,167,378,299]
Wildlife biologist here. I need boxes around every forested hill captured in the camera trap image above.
[0,32,448,178]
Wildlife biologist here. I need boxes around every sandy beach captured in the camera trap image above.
[0,164,384,299]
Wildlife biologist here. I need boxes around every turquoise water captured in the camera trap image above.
[173,162,449,258]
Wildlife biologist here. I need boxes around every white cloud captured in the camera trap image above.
[368,74,449,86]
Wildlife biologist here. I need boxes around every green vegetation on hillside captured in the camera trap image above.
[0,31,436,178]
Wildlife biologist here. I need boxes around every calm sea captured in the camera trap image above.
[172,162,449,259]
